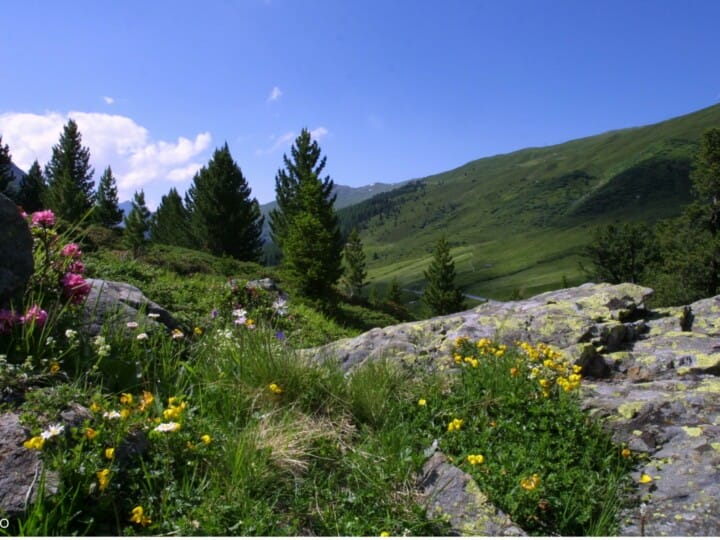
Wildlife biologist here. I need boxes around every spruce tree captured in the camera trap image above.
[343,228,368,297]
[386,276,403,305]
[93,166,124,227]
[150,187,194,248]
[44,119,95,222]
[123,190,151,257]
[269,129,343,299]
[17,160,46,212]
[185,143,264,262]
[422,236,466,316]
[0,136,14,195]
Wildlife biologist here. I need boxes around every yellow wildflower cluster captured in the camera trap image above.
[163,396,187,420]
[518,341,582,394]
[520,473,541,491]
[447,418,464,432]
[452,337,509,368]
[467,454,485,465]
[130,505,152,526]
[268,383,283,395]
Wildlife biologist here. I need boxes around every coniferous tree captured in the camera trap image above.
[343,228,368,297]
[269,129,343,299]
[17,159,47,214]
[93,166,124,228]
[386,276,403,305]
[583,222,659,284]
[17,160,46,212]
[44,119,95,222]
[124,190,151,257]
[185,143,263,261]
[422,236,466,316]
[150,187,194,248]
[0,136,14,195]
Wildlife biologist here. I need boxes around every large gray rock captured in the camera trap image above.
[0,413,59,517]
[303,282,720,536]
[82,278,181,336]
[0,193,33,308]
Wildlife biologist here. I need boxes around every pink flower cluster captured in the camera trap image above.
[0,305,49,335]
[62,272,91,304]
[31,209,55,228]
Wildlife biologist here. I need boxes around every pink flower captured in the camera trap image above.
[0,309,18,335]
[62,273,91,304]
[31,210,55,228]
[61,243,82,259]
[68,260,86,275]
[22,305,48,327]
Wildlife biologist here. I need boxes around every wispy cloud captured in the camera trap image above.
[102,96,115,105]
[255,126,329,156]
[0,111,211,201]
[267,86,283,103]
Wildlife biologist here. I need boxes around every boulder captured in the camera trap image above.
[0,193,33,308]
[82,278,181,336]
[0,413,59,517]
[303,282,720,535]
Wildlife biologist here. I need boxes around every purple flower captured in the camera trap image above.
[61,243,82,259]
[0,309,18,335]
[211,309,218,319]
[22,305,48,327]
[31,209,55,228]
[62,272,91,304]
[275,331,286,341]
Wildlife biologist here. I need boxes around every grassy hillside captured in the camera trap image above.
[342,103,720,300]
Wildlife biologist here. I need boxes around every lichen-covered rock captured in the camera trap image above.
[304,282,720,535]
[0,193,33,308]
[420,451,526,536]
[82,278,181,336]
[0,413,59,517]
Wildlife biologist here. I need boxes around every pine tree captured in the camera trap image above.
[93,166,124,227]
[150,187,194,248]
[123,190,151,257]
[343,228,368,297]
[422,236,466,316]
[16,160,46,212]
[44,119,95,222]
[386,276,403,304]
[269,129,343,299]
[0,136,14,195]
[185,143,264,261]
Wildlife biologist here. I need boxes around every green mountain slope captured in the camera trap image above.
[341,103,720,301]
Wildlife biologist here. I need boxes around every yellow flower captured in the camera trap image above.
[85,427,98,439]
[539,379,551,388]
[163,399,187,420]
[268,383,283,395]
[120,393,133,405]
[510,366,520,377]
[97,468,110,492]
[139,390,154,412]
[49,361,60,374]
[105,447,115,460]
[447,418,464,432]
[171,328,184,339]
[23,436,45,450]
[380,532,390,537]
[90,402,102,413]
[467,454,485,465]
[130,505,152,526]
[621,448,632,459]
[639,473,653,484]
[194,326,203,336]
[417,398,427,407]
[120,408,131,419]
[520,473,540,491]
[201,434,212,445]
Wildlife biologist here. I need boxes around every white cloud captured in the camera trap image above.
[102,96,115,105]
[267,86,283,102]
[0,111,211,202]
[255,126,329,156]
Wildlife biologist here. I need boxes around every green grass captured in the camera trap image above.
[1,221,638,536]
[340,103,720,300]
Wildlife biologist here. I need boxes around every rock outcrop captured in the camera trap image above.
[304,282,720,536]
[82,278,182,336]
[0,193,33,308]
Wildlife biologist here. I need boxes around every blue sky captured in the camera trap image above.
[2,0,720,209]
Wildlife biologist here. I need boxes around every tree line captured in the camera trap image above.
[584,127,720,306]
